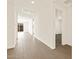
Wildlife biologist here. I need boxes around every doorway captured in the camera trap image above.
[17,16,33,39]
[55,9,63,48]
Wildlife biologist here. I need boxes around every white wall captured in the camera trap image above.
[24,22,29,32]
[28,20,32,35]
[7,0,17,49]
[24,20,32,35]
[55,8,63,34]
[33,0,55,49]
[62,5,72,46]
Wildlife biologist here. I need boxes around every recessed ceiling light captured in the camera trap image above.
[31,1,35,4]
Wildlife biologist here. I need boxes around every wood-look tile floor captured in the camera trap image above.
[7,32,72,59]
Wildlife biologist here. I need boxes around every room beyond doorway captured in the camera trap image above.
[17,16,33,39]
[55,34,62,47]
[18,23,24,32]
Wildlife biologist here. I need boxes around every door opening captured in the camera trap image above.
[55,17,62,47]
[55,9,63,48]
[17,16,33,39]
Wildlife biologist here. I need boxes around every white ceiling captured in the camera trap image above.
[15,0,72,18]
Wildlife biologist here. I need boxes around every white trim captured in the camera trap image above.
[34,35,55,49]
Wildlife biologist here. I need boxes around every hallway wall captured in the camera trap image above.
[33,0,55,49]
[7,0,17,49]
[24,22,29,32]
[62,5,72,46]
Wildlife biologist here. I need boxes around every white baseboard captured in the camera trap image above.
[62,43,72,46]
[7,41,16,49]
[7,45,15,49]
[34,35,55,49]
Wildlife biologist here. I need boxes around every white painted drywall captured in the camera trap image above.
[28,20,32,35]
[23,20,33,35]
[62,5,72,46]
[24,22,29,32]
[33,0,55,49]
[7,0,17,49]
[55,10,63,34]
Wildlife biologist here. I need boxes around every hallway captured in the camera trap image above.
[8,33,71,59]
